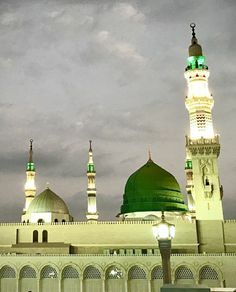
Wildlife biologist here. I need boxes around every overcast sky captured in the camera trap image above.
[0,0,235,222]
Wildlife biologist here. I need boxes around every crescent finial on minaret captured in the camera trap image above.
[190,23,196,38]
[27,139,35,171]
[188,23,203,57]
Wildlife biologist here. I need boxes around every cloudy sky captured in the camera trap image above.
[0,0,235,221]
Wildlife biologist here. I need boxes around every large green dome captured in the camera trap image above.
[120,159,188,214]
[28,188,69,214]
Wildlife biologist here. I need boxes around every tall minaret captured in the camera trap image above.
[86,140,99,221]
[23,139,36,214]
[185,24,223,220]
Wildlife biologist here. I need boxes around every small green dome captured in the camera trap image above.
[120,159,188,214]
[28,188,69,214]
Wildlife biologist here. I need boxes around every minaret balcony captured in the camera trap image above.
[184,68,210,80]
[185,135,220,157]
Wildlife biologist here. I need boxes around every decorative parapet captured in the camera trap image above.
[0,253,235,257]
[0,219,194,226]
[0,221,156,226]
[224,220,236,223]
[186,135,220,156]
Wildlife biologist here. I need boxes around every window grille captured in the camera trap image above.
[200,266,219,280]
[151,266,163,279]
[0,266,16,278]
[84,266,101,279]
[62,266,79,278]
[106,266,123,279]
[41,266,58,278]
[175,266,194,279]
[20,266,36,278]
[128,266,147,280]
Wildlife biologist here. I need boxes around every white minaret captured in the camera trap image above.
[185,24,223,220]
[23,139,36,214]
[86,140,99,221]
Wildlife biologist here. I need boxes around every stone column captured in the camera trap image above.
[16,277,19,292]
[124,277,128,292]
[79,278,83,292]
[102,277,106,292]
[147,278,151,292]
[58,277,61,292]
[37,278,40,292]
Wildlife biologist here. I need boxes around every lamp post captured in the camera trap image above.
[152,212,175,285]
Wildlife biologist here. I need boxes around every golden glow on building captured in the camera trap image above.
[185,70,215,139]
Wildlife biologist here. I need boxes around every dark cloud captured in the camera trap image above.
[0,0,235,221]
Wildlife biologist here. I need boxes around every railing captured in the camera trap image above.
[0,253,235,257]
[224,220,236,223]
[0,220,193,226]
[186,135,220,146]
[0,221,154,226]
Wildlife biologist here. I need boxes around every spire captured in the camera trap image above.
[22,139,37,218]
[148,146,152,162]
[27,139,35,171]
[188,23,203,57]
[86,140,99,221]
[87,140,95,173]
[190,23,196,40]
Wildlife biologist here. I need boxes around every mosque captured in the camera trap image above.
[0,24,235,292]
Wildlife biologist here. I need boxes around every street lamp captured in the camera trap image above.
[152,212,175,285]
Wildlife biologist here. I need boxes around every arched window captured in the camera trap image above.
[151,266,163,279]
[41,266,57,278]
[175,266,194,279]
[128,266,146,280]
[106,266,123,279]
[62,219,65,223]
[33,230,38,243]
[62,266,79,279]
[0,266,16,278]
[54,219,58,223]
[20,266,36,278]
[38,219,44,224]
[42,230,48,243]
[84,266,101,279]
[199,266,219,280]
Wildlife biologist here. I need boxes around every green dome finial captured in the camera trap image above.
[148,146,152,161]
[26,139,35,171]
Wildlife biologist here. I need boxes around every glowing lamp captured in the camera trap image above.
[152,215,175,240]
[152,212,175,285]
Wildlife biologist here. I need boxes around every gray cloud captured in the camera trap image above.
[0,0,235,221]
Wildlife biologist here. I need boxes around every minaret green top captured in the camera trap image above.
[26,139,35,171]
[186,23,207,71]
[87,140,95,173]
